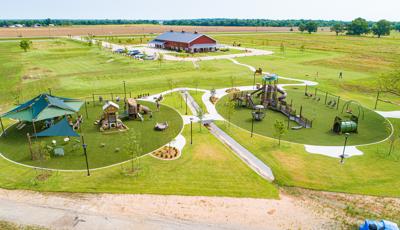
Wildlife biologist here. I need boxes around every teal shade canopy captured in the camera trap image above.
[1,94,83,122]
[35,117,79,137]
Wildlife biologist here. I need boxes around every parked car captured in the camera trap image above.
[113,48,124,53]
[128,50,140,56]
[143,55,155,60]
[134,54,145,59]
[360,220,399,230]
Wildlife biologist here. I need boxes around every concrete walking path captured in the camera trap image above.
[208,123,275,181]
[182,90,275,182]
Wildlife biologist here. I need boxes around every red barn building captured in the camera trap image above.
[149,31,217,53]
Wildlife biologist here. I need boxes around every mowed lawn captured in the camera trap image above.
[0,102,183,170]
[0,123,278,198]
[216,88,389,146]
[214,32,400,110]
[0,32,399,197]
[216,119,400,197]
[0,39,259,112]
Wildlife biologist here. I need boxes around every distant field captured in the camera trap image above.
[0,25,300,38]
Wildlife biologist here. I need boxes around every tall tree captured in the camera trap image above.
[331,23,345,36]
[305,21,318,34]
[44,18,52,26]
[395,23,400,32]
[347,17,370,35]
[298,23,306,33]
[19,40,32,52]
[372,20,392,38]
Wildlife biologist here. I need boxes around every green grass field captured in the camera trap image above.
[0,39,260,111]
[212,32,400,110]
[168,48,245,58]
[0,122,278,198]
[0,101,183,170]
[0,31,399,197]
[96,35,156,45]
[216,88,389,145]
[215,119,400,197]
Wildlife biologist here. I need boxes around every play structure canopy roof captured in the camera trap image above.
[1,94,83,122]
[35,117,79,137]
[263,73,279,82]
[102,101,119,110]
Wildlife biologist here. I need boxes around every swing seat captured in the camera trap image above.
[291,126,303,130]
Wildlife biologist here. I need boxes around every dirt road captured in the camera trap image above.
[0,188,339,230]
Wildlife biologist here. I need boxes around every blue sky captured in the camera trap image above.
[1,0,399,21]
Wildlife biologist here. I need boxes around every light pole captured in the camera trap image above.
[251,112,255,137]
[180,90,184,109]
[190,117,193,145]
[123,81,127,111]
[340,133,350,164]
[253,73,256,90]
[185,92,188,115]
[123,81,127,100]
[82,135,90,176]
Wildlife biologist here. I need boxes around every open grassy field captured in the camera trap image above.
[213,32,400,110]
[0,39,263,112]
[0,31,399,197]
[216,88,389,146]
[0,101,183,170]
[216,119,400,197]
[96,34,156,45]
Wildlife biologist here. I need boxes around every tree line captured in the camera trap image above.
[0,19,160,27]
[2,18,400,37]
[1,18,399,28]
[328,18,398,37]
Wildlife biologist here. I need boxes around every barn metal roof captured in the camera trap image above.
[152,31,216,44]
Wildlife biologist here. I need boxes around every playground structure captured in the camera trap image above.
[251,105,266,121]
[97,101,128,132]
[233,74,312,128]
[209,88,218,104]
[122,98,153,121]
[332,100,364,134]
[305,86,341,110]
[332,116,358,134]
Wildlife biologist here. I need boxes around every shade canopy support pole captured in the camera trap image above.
[32,120,38,140]
[0,117,5,136]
